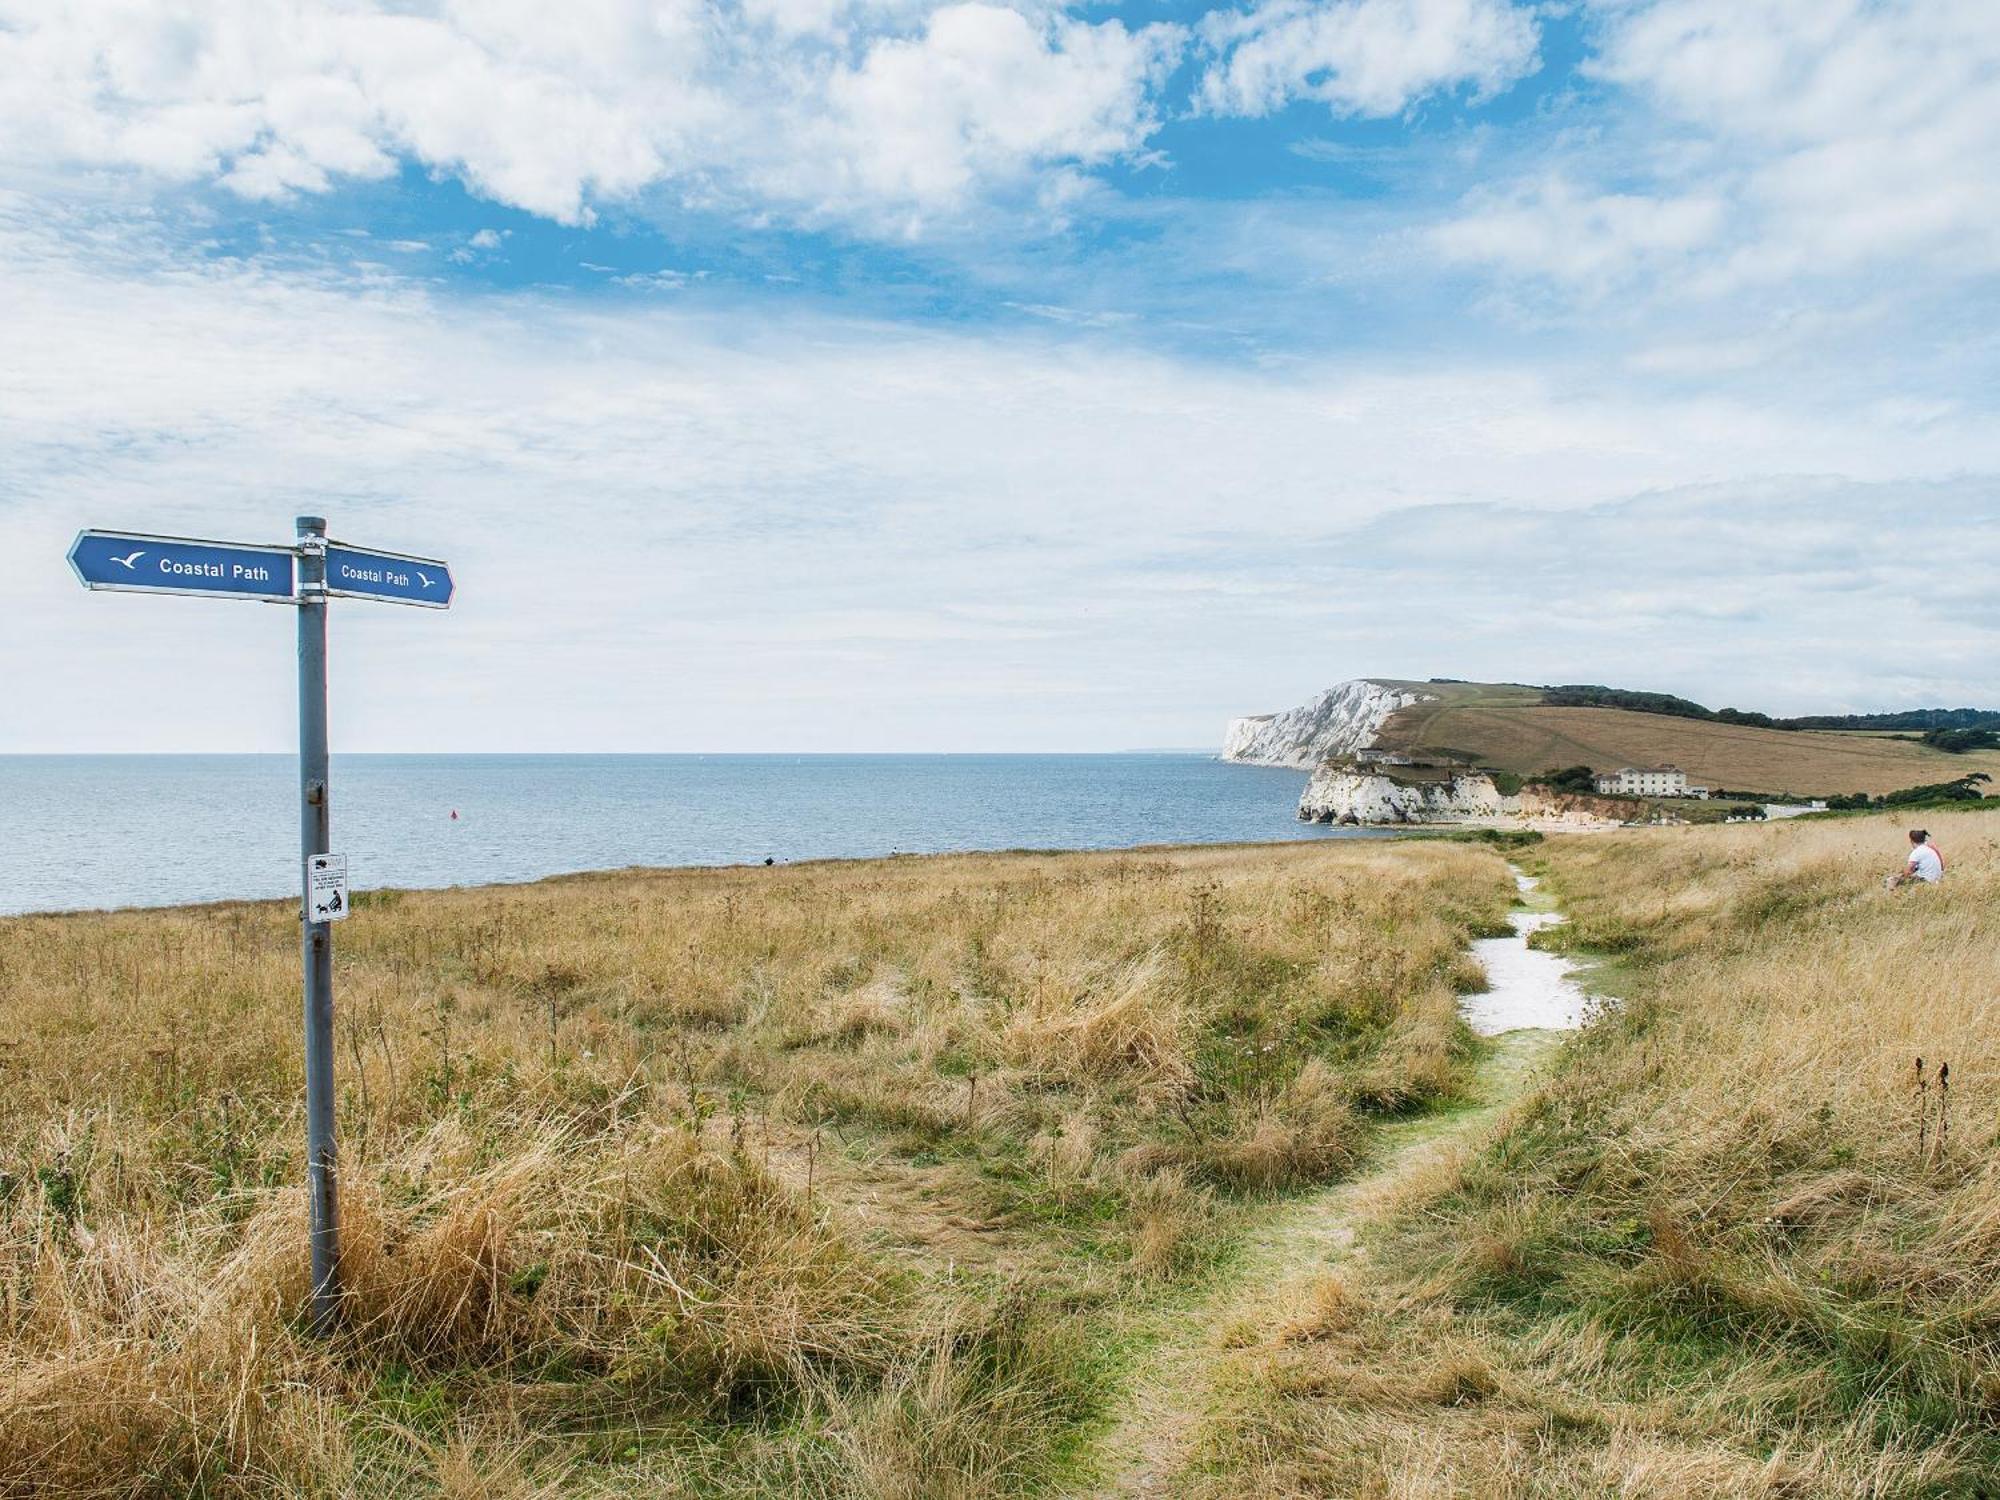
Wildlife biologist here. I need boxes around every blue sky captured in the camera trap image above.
[2,0,1997,750]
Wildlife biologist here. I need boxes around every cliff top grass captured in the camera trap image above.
[0,838,1514,1497]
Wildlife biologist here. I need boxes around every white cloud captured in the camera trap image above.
[614,268,695,289]
[1198,0,1539,118]
[821,5,1181,212]
[1600,0,2000,278]
[1435,0,2000,292]
[1428,176,1726,290]
[0,0,1181,228]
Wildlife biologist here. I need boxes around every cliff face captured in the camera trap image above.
[1296,776,1639,827]
[1221,680,1434,768]
[1298,768,1505,825]
[1515,788,1635,826]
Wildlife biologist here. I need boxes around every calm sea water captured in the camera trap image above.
[0,754,1369,916]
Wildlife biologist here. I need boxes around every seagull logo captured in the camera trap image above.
[111,549,146,570]
[416,571,433,589]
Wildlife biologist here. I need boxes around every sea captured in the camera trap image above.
[0,754,1375,916]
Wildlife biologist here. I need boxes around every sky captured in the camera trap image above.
[2,0,1997,752]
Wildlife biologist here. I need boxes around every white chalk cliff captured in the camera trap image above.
[1298,768,1506,825]
[1221,680,1434,768]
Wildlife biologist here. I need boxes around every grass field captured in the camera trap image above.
[1189,808,2000,1497]
[0,839,1514,1497]
[1372,681,2000,798]
[10,815,1994,1496]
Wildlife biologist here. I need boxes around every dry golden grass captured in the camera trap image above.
[1380,698,2000,799]
[0,838,1512,1496]
[1189,809,2000,1497]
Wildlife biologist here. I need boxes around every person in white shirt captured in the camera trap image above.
[1888,829,1944,887]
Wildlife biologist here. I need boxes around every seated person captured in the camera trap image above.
[1887,829,1944,888]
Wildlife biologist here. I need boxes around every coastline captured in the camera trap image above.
[0,753,1360,918]
[0,829,1404,922]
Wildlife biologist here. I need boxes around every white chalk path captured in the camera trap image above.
[1462,868,1594,1035]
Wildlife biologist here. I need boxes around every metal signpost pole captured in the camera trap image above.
[295,516,340,1333]
[68,518,451,1336]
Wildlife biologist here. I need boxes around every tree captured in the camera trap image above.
[1536,765,1599,795]
[1921,727,2000,753]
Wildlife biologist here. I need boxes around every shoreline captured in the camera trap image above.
[1,830,1413,922]
[0,754,1350,918]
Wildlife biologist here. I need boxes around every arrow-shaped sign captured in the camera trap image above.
[68,529,296,602]
[324,542,455,608]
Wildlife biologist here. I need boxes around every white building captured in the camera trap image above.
[1594,765,1701,798]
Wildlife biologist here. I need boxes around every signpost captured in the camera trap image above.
[69,517,453,1334]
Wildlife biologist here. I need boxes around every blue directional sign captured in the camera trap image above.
[324,543,454,609]
[68,529,296,601]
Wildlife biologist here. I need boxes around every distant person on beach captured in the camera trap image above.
[1887,829,1943,888]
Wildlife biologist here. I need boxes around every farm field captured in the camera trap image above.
[1373,682,2000,798]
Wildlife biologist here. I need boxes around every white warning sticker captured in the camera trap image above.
[306,853,350,923]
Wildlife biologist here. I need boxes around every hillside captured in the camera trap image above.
[1232,679,2000,798]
